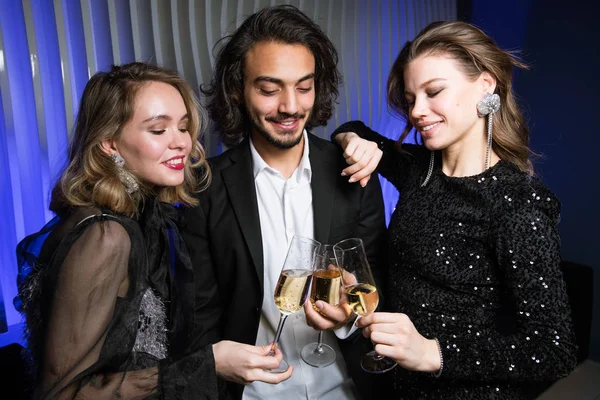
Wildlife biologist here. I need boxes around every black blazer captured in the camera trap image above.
[181,133,389,399]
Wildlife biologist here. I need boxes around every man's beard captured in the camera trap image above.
[251,112,307,149]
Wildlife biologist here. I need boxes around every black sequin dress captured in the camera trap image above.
[333,121,577,399]
[15,199,222,399]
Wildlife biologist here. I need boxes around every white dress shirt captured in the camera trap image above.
[242,131,359,400]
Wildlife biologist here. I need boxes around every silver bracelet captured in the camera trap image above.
[431,337,444,378]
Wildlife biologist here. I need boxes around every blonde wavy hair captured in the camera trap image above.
[388,21,534,174]
[50,62,211,216]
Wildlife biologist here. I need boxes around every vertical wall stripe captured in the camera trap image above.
[130,0,155,63]
[152,0,177,70]
[326,0,342,132]
[22,0,52,225]
[89,0,114,73]
[352,1,361,121]
[237,0,253,28]
[29,0,68,218]
[130,0,142,60]
[204,0,219,70]
[221,0,238,37]
[188,1,208,85]
[339,0,351,127]
[63,0,90,104]
[53,0,74,133]
[0,18,19,330]
[80,0,98,75]
[365,1,374,127]
[108,0,121,64]
[172,0,196,86]
[115,1,135,63]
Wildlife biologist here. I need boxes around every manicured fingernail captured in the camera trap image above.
[348,177,355,183]
[316,301,324,310]
[341,171,347,176]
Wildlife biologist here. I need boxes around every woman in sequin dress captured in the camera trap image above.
[15,63,292,399]
[332,21,577,399]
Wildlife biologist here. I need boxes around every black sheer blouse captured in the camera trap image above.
[16,199,221,399]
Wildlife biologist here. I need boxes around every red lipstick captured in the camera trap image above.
[163,156,185,170]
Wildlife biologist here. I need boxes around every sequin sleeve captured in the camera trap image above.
[436,182,577,383]
[332,120,428,191]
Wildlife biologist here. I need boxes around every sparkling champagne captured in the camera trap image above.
[310,269,341,307]
[345,283,378,315]
[274,269,312,315]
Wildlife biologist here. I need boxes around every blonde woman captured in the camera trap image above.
[16,62,291,399]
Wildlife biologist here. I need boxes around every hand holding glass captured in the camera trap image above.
[269,235,321,372]
[333,238,397,373]
[301,245,342,367]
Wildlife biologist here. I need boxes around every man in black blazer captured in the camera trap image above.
[182,5,388,399]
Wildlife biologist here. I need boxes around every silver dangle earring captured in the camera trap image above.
[111,153,140,195]
[476,93,501,171]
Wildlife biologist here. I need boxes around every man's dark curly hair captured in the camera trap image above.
[202,5,342,148]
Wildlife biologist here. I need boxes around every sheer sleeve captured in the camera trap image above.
[38,219,138,398]
[331,120,430,191]
[436,185,577,383]
[37,217,219,399]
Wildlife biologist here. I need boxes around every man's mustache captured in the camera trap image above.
[265,112,306,123]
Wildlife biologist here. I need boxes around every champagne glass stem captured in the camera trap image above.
[268,313,288,356]
[314,331,325,355]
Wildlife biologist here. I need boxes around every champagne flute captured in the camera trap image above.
[268,235,321,372]
[300,245,342,368]
[333,238,397,374]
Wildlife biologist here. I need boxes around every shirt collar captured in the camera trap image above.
[249,130,312,183]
